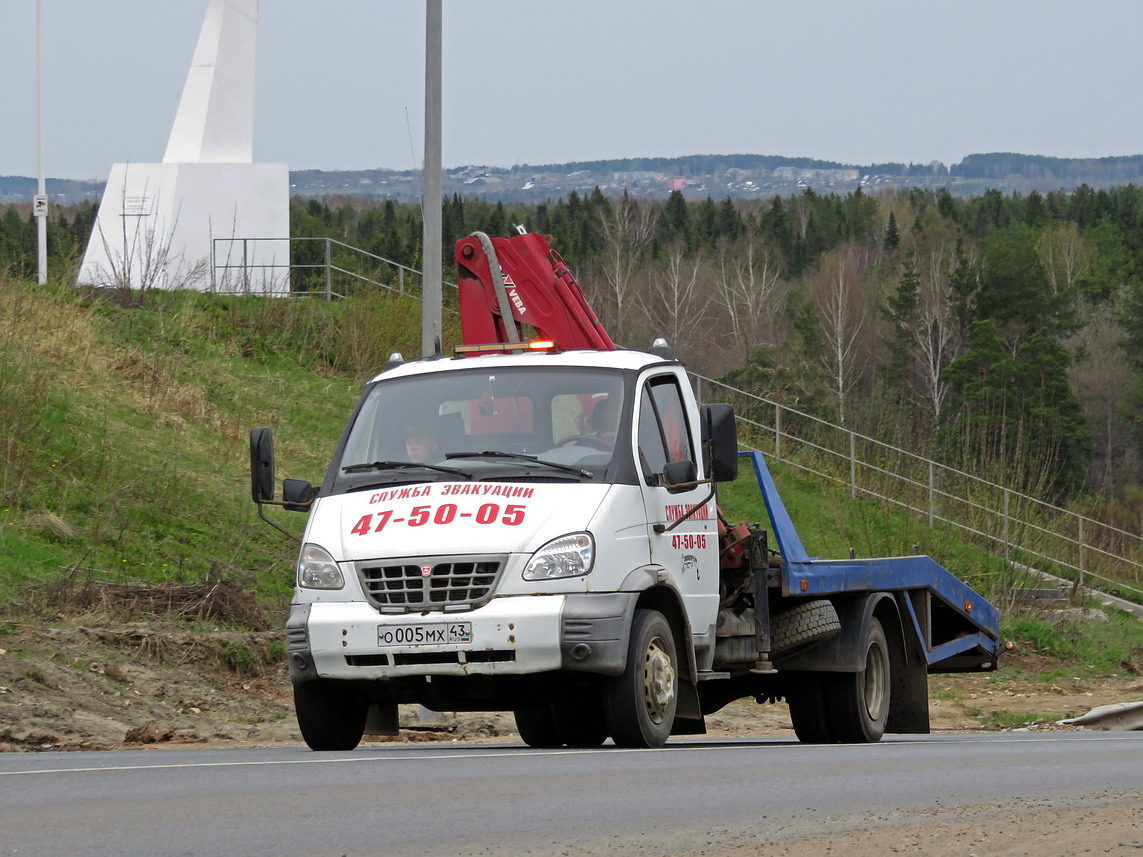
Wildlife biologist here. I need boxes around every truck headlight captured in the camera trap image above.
[298,543,345,589]
[523,532,595,580]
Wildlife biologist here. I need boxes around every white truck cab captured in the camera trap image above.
[253,344,739,750]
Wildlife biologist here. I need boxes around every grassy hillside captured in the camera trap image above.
[0,276,1139,671]
[0,278,439,613]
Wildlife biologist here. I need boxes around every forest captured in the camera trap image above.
[5,182,1143,514]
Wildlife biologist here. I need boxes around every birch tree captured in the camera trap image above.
[713,233,784,364]
[643,244,710,363]
[811,244,873,425]
[1037,221,1093,295]
[597,192,657,341]
[885,241,962,424]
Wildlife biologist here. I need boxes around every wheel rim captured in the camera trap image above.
[863,639,889,721]
[642,636,676,724]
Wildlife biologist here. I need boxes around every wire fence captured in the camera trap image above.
[692,373,1143,603]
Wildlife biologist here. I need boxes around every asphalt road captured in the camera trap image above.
[2,733,1142,857]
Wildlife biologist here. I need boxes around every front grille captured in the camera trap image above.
[356,555,505,611]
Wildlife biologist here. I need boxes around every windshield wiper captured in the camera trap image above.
[342,460,473,479]
[445,450,593,479]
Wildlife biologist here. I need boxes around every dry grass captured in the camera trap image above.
[31,570,271,629]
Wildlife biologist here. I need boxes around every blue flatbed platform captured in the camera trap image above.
[742,451,1002,672]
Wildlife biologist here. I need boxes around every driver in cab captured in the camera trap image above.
[590,395,619,443]
[404,424,439,463]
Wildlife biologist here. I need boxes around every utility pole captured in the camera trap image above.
[421,0,442,357]
[35,0,48,284]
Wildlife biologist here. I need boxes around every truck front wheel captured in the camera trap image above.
[552,695,609,748]
[605,609,677,748]
[294,679,367,751]
[513,708,561,748]
[828,617,891,743]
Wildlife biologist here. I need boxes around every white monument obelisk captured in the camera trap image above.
[78,0,288,293]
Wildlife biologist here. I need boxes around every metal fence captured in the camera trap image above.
[692,374,1143,602]
[210,236,455,299]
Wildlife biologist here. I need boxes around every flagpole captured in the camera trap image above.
[35,0,48,284]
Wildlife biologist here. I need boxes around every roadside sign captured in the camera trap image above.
[33,194,48,217]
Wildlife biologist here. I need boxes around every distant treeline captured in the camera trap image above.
[512,153,851,176]
[9,152,1143,204]
[0,175,103,203]
[954,153,1143,182]
[513,153,1143,182]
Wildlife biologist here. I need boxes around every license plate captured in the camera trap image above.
[377,622,472,647]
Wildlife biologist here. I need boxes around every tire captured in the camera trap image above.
[551,695,609,748]
[293,679,367,751]
[605,609,678,749]
[770,600,842,657]
[826,617,891,743]
[513,708,561,748]
[786,673,837,744]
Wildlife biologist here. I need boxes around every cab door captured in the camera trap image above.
[635,373,719,636]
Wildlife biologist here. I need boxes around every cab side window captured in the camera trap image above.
[637,377,695,481]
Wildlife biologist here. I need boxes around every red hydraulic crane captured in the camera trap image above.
[455,230,616,351]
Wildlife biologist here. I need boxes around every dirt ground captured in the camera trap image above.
[1,618,1141,752]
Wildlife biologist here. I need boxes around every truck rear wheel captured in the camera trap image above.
[786,673,836,744]
[605,609,677,749]
[294,679,367,751]
[827,617,891,743]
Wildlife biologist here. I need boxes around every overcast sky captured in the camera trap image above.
[3,0,1142,180]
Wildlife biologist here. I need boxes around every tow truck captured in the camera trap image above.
[249,229,1001,750]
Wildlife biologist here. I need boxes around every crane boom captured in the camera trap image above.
[455,231,616,350]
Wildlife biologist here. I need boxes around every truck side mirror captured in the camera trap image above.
[282,478,316,513]
[662,459,698,493]
[249,427,275,503]
[702,403,738,482]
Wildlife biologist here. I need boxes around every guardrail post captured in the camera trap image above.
[849,431,857,498]
[399,268,405,295]
[928,460,935,528]
[774,403,781,462]
[1078,517,1086,590]
[1003,489,1010,562]
[324,239,333,301]
[242,238,250,292]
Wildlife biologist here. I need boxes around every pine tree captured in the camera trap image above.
[719,197,741,242]
[662,190,690,248]
[941,228,1090,497]
[883,211,900,253]
[883,248,920,386]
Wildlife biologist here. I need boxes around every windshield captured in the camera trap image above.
[337,366,626,486]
